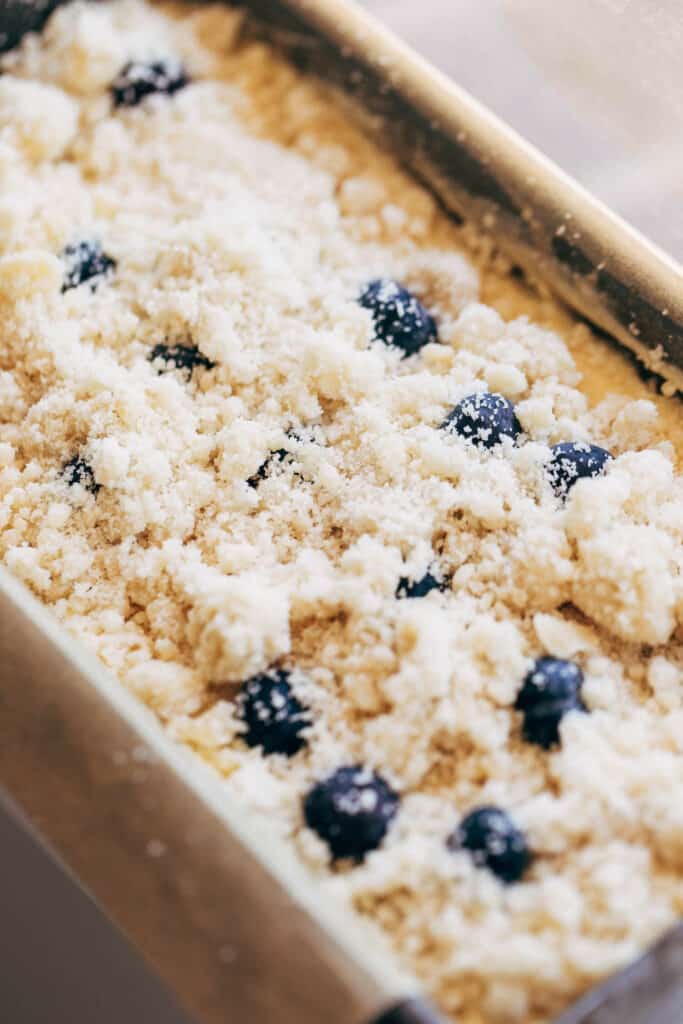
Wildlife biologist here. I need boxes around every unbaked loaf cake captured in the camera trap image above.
[0,2,681,1021]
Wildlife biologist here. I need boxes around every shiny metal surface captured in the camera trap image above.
[556,923,683,1024]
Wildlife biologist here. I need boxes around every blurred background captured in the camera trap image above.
[360,0,683,261]
[2,1,681,1023]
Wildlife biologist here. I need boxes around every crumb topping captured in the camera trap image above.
[0,3,681,1021]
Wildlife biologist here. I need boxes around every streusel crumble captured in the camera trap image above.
[0,3,681,1021]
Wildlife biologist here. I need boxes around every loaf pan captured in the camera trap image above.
[0,1,681,1023]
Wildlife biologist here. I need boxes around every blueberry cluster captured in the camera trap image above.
[356,281,613,493]
[57,53,619,890]
[438,388,612,497]
[228,656,591,879]
[192,283,613,877]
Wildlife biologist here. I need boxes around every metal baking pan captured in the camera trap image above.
[0,1,681,1023]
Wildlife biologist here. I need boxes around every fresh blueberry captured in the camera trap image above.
[61,241,116,292]
[396,570,447,599]
[304,765,399,862]
[148,343,214,378]
[236,669,310,756]
[515,657,586,749]
[546,442,612,499]
[247,448,295,489]
[442,392,522,449]
[111,58,189,108]
[359,279,437,356]
[448,806,531,883]
[62,456,100,495]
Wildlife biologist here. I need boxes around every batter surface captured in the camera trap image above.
[1,3,682,1021]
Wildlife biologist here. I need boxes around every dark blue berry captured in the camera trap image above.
[247,448,296,488]
[515,657,586,749]
[360,279,437,356]
[62,456,100,495]
[61,241,116,292]
[304,765,399,862]
[448,806,531,883]
[546,442,612,499]
[442,392,522,449]
[396,570,447,599]
[111,59,189,108]
[148,343,214,377]
[236,669,310,756]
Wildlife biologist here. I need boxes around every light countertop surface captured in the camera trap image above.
[362,0,683,263]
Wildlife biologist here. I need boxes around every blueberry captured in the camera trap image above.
[442,392,522,449]
[148,343,214,378]
[546,442,612,499]
[62,456,100,495]
[359,279,437,356]
[61,241,116,292]
[396,570,447,599]
[304,765,399,862]
[247,448,294,489]
[515,657,586,749]
[448,806,531,883]
[111,59,189,108]
[236,669,310,756]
